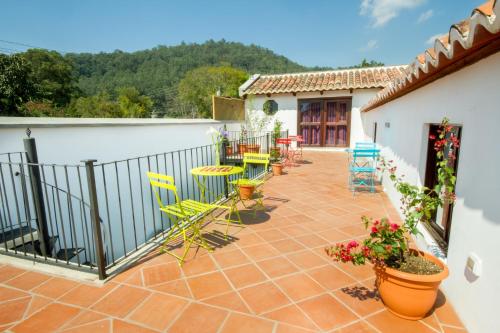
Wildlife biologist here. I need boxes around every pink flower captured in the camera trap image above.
[390,223,399,232]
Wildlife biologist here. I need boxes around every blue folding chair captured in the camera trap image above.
[349,148,379,194]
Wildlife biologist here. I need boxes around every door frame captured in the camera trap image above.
[296,97,352,147]
[423,123,462,250]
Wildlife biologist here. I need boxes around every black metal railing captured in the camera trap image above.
[0,130,288,279]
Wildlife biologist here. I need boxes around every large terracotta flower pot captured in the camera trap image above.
[238,184,255,200]
[237,143,248,154]
[271,163,283,176]
[374,250,449,320]
[246,144,260,153]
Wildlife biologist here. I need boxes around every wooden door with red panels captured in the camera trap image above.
[298,98,351,147]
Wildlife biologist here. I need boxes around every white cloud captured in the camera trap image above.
[360,0,426,27]
[426,33,444,46]
[417,9,434,23]
[360,39,378,52]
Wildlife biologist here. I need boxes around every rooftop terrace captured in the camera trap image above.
[0,151,466,333]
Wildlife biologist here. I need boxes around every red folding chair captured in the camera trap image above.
[276,138,295,167]
[288,135,304,161]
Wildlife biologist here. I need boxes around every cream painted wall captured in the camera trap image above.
[361,52,500,333]
[245,89,380,148]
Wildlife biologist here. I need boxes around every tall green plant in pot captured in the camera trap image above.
[270,119,283,175]
[326,117,459,320]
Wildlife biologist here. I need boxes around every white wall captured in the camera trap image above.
[361,52,500,333]
[0,118,241,164]
[245,89,380,148]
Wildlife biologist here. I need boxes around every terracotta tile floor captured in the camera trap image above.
[0,152,467,332]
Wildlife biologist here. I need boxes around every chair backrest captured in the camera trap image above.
[352,148,379,158]
[276,138,292,145]
[242,153,270,176]
[351,149,379,169]
[355,142,376,149]
[147,172,182,210]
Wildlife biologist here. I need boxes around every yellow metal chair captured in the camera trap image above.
[147,172,233,266]
[230,153,270,215]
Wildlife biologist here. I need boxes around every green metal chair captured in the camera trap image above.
[229,153,270,215]
[147,171,233,266]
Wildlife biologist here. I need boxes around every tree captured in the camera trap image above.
[22,49,78,106]
[117,87,153,118]
[0,54,37,115]
[337,59,385,70]
[177,66,248,118]
[65,40,323,114]
[69,87,153,118]
[70,92,121,118]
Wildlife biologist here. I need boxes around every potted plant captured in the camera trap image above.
[271,160,283,176]
[236,179,256,200]
[220,125,232,156]
[326,117,459,320]
[246,144,260,153]
[237,124,248,154]
[270,119,282,158]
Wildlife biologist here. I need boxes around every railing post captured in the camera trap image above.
[221,141,229,198]
[83,159,107,280]
[266,132,271,154]
[23,134,51,257]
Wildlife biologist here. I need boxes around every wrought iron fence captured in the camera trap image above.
[0,130,288,279]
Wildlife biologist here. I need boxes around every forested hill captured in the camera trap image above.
[65,40,330,112]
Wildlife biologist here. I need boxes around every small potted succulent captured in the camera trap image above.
[326,118,459,320]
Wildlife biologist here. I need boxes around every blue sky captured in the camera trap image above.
[0,0,484,68]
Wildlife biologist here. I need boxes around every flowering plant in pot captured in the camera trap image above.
[326,118,459,320]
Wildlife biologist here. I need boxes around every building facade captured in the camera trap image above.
[239,67,406,148]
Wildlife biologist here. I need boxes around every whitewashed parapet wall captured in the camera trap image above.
[361,52,500,333]
[0,118,242,164]
[244,89,380,148]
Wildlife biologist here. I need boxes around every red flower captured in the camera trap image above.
[385,245,393,252]
[371,226,378,234]
[362,246,370,257]
[347,240,359,248]
[429,134,436,140]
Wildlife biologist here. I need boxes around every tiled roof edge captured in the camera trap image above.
[239,74,260,97]
[257,65,407,79]
[361,0,499,112]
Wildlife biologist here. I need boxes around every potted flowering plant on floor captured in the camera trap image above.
[326,118,459,320]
